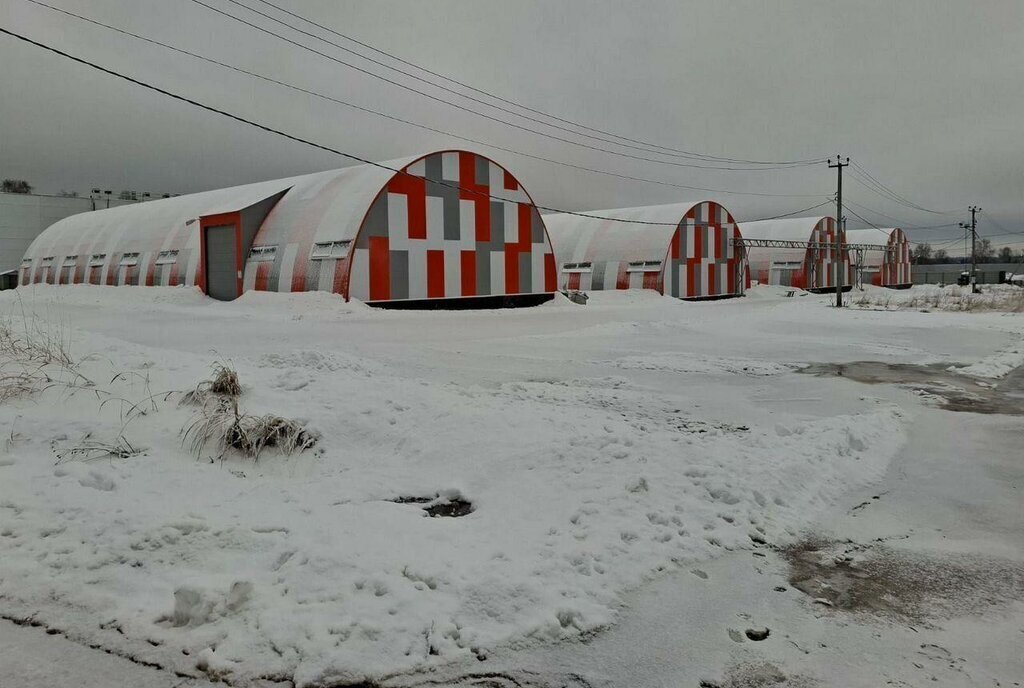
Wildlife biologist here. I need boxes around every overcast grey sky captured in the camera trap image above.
[1,0,1022,251]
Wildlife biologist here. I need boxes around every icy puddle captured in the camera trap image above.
[800,361,1024,415]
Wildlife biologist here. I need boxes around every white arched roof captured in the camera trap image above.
[22,155,423,262]
[544,201,712,265]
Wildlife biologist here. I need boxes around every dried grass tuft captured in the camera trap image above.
[56,433,143,463]
[0,316,92,403]
[853,285,1024,313]
[181,361,242,405]
[183,397,318,461]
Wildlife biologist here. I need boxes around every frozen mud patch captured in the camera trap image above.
[608,353,795,377]
[800,361,1024,415]
[782,538,1024,624]
[700,661,817,688]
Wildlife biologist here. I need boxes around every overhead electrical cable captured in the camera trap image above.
[843,196,960,230]
[0,25,823,228]
[241,0,825,166]
[19,0,825,199]
[183,0,820,172]
[848,161,957,215]
[743,199,834,222]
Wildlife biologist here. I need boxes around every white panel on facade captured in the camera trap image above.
[441,152,459,181]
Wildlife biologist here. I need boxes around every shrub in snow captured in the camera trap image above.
[181,360,242,405]
[0,316,92,402]
[183,397,318,461]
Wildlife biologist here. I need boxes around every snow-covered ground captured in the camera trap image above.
[1,284,1021,687]
[852,282,1024,312]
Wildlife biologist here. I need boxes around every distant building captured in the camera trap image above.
[545,201,748,300]
[741,217,853,293]
[845,227,912,289]
[912,263,1024,286]
[0,192,135,279]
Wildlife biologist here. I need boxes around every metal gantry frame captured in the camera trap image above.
[732,238,891,292]
[732,238,890,252]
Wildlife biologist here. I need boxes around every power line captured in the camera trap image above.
[184,0,820,172]
[843,197,961,230]
[1,25,819,229]
[242,0,825,167]
[845,205,883,230]
[743,199,834,222]
[978,209,1021,236]
[850,161,957,214]
[17,0,825,200]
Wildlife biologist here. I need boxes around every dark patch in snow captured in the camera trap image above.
[744,626,770,641]
[424,498,473,518]
[390,493,474,518]
[782,537,1024,623]
[387,669,595,688]
[701,661,817,687]
[800,361,1024,415]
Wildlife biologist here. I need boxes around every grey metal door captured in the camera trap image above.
[204,225,239,300]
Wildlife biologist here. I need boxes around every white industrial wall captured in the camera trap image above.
[0,194,136,273]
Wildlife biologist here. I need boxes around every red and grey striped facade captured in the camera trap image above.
[742,217,854,292]
[545,201,748,300]
[845,227,912,288]
[20,150,557,306]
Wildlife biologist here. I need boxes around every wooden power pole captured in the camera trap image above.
[959,205,981,294]
[828,156,850,307]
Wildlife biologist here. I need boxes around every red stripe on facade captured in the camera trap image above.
[106,255,119,286]
[459,152,476,196]
[567,271,580,291]
[707,262,717,296]
[642,271,661,290]
[545,253,556,292]
[388,173,427,240]
[503,171,517,190]
[427,249,445,298]
[517,204,532,247]
[254,262,271,291]
[504,248,519,294]
[368,236,390,301]
[144,255,157,287]
[615,263,630,290]
[461,250,476,296]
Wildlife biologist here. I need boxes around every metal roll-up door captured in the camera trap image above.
[204,224,238,301]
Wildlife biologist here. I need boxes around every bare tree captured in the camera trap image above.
[977,238,994,262]
[1,179,33,194]
[912,243,933,264]
[933,248,949,263]
[998,246,1014,263]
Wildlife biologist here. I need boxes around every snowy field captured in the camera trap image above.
[852,282,1024,312]
[1,284,1022,687]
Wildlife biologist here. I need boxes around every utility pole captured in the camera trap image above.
[828,156,850,307]
[959,205,981,294]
